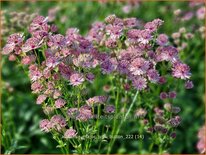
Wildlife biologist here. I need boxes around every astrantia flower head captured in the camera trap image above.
[172,62,191,79]
[47,34,66,49]
[130,58,149,75]
[50,115,66,131]
[55,98,66,108]
[147,69,160,83]
[70,73,85,86]
[21,55,36,65]
[39,119,51,132]
[185,80,194,89]
[22,37,42,52]
[104,105,115,114]
[160,92,168,100]
[64,128,77,139]
[36,94,47,104]
[132,77,147,90]
[86,96,107,106]
[76,105,93,121]
[135,108,147,118]
[156,34,168,46]
[144,18,164,32]
[29,15,49,33]
[2,33,24,55]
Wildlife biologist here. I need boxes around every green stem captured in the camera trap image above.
[107,91,139,154]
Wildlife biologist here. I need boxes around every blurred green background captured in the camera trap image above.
[1,1,205,154]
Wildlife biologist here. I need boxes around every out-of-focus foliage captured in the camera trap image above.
[1,1,204,154]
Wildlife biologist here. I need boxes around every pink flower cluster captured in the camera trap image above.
[87,14,192,90]
[2,14,193,139]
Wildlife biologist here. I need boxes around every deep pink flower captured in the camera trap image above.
[155,46,178,62]
[117,60,130,74]
[70,73,84,86]
[168,117,181,127]
[66,28,79,37]
[182,12,193,21]
[106,25,123,39]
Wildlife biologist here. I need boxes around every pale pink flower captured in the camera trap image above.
[70,73,84,86]
[55,98,66,108]
[8,54,17,61]
[86,96,107,106]
[39,119,51,132]
[22,37,42,52]
[172,62,191,79]
[132,76,147,90]
[156,34,168,46]
[130,58,149,75]
[196,7,205,20]
[36,95,47,104]
[64,128,77,139]
[50,115,66,131]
